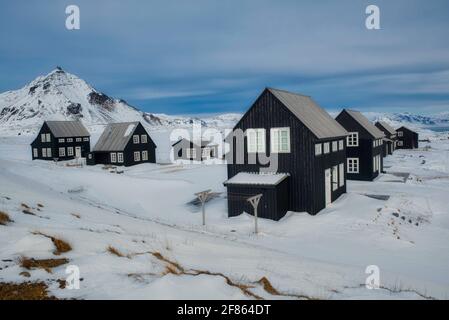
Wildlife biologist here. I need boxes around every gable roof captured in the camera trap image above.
[45,121,89,138]
[396,126,418,134]
[172,138,215,148]
[343,109,385,139]
[267,88,348,139]
[93,122,141,152]
[376,121,396,135]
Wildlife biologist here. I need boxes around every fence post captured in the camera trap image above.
[247,194,263,234]
[195,189,212,226]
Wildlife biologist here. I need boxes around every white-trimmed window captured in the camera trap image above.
[202,147,210,158]
[398,141,403,146]
[373,140,376,148]
[41,134,46,142]
[33,148,38,158]
[83,137,89,142]
[76,138,82,142]
[68,147,74,156]
[58,138,65,143]
[347,158,359,174]
[339,140,344,150]
[46,133,51,142]
[186,148,197,159]
[332,141,338,152]
[111,152,117,163]
[398,131,403,137]
[142,150,148,161]
[67,138,73,143]
[141,135,147,143]
[134,151,141,162]
[59,147,66,157]
[347,132,359,147]
[339,163,345,187]
[42,148,47,158]
[373,156,376,172]
[46,148,52,158]
[247,129,266,153]
[323,142,330,154]
[133,135,140,144]
[117,153,124,163]
[270,128,290,153]
[315,143,322,156]
[332,166,338,191]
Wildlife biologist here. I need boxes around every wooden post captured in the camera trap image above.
[195,189,212,226]
[247,194,263,234]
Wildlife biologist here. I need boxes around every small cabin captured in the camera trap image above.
[87,122,156,167]
[225,88,348,219]
[31,121,90,161]
[336,110,385,181]
[375,121,397,157]
[172,138,218,161]
[396,126,419,149]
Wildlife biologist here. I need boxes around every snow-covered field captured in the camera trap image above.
[1,130,449,300]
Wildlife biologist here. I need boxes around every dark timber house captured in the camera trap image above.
[31,121,90,161]
[87,122,156,167]
[396,126,419,149]
[224,88,348,220]
[375,121,397,157]
[172,138,218,161]
[335,109,385,181]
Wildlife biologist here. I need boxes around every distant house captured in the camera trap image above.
[375,121,397,157]
[31,121,90,161]
[396,126,419,149]
[336,109,385,181]
[172,138,218,161]
[225,88,348,220]
[87,122,156,167]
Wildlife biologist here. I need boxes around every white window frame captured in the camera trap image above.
[315,143,322,156]
[332,165,338,191]
[110,152,117,163]
[46,133,51,142]
[186,148,197,159]
[202,147,210,158]
[323,142,330,154]
[398,141,403,147]
[339,140,344,151]
[42,148,47,158]
[134,151,141,162]
[41,134,46,143]
[58,138,65,143]
[117,153,124,163]
[332,141,338,152]
[59,147,66,157]
[67,138,73,143]
[142,150,148,161]
[347,158,359,174]
[76,138,82,142]
[133,135,140,144]
[373,156,376,172]
[141,135,147,144]
[270,127,291,153]
[398,131,403,137]
[247,129,266,153]
[347,132,359,147]
[67,147,74,157]
[33,148,38,158]
[83,137,89,142]
[46,148,52,158]
[339,163,345,187]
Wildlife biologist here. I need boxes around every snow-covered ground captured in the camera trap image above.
[1,130,449,299]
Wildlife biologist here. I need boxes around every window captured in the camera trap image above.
[142,150,148,161]
[347,132,359,147]
[83,137,89,142]
[323,142,330,154]
[67,138,73,143]
[42,148,47,158]
[59,138,65,143]
[75,138,81,142]
[339,140,344,150]
[398,131,403,137]
[247,129,266,153]
[134,151,141,162]
[315,144,322,156]
[46,133,51,142]
[373,156,376,172]
[141,135,147,143]
[67,147,74,156]
[41,134,46,142]
[47,148,52,158]
[117,153,124,163]
[270,128,290,153]
[111,153,117,163]
[202,147,210,158]
[398,141,403,146]
[332,141,338,152]
[33,148,38,157]
[339,163,345,187]
[186,148,197,159]
[347,158,359,173]
[59,148,65,157]
[88,154,92,159]
[373,140,376,148]
[332,166,338,191]
[133,135,140,144]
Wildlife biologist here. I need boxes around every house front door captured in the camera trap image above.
[325,169,332,207]
[75,146,82,158]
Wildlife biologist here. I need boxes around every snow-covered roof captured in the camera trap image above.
[93,122,140,152]
[268,88,348,139]
[45,121,89,138]
[344,109,385,139]
[376,121,396,135]
[224,172,289,186]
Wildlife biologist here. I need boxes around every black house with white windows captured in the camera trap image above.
[224,88,348,220]
[87,122,156,167]
[396,126,419,149]
[375,121,397,157]
[172,138,219,161]
[335,109,385,181]
[31,121,90,161]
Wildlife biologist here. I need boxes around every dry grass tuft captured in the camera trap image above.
[21,203,30,209]
[107,246,127,258]
[19,257,69,273]
[37,203,44,208]
[257,277,280,295]
[0,211,12,225]
[0,282,58,300]
[22,209,35,216]
[32,232,72,255]
[71,213,81,219]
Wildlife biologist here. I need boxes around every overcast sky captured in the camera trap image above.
[1,0,448,115]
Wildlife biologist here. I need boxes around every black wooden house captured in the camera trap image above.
[396,126,419,149]
[335,110,385,181]
[31,121,90,161]
[87,122,156,167]
[172,138,219,161]
[375,121,397,157]
[225,88,348,220]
